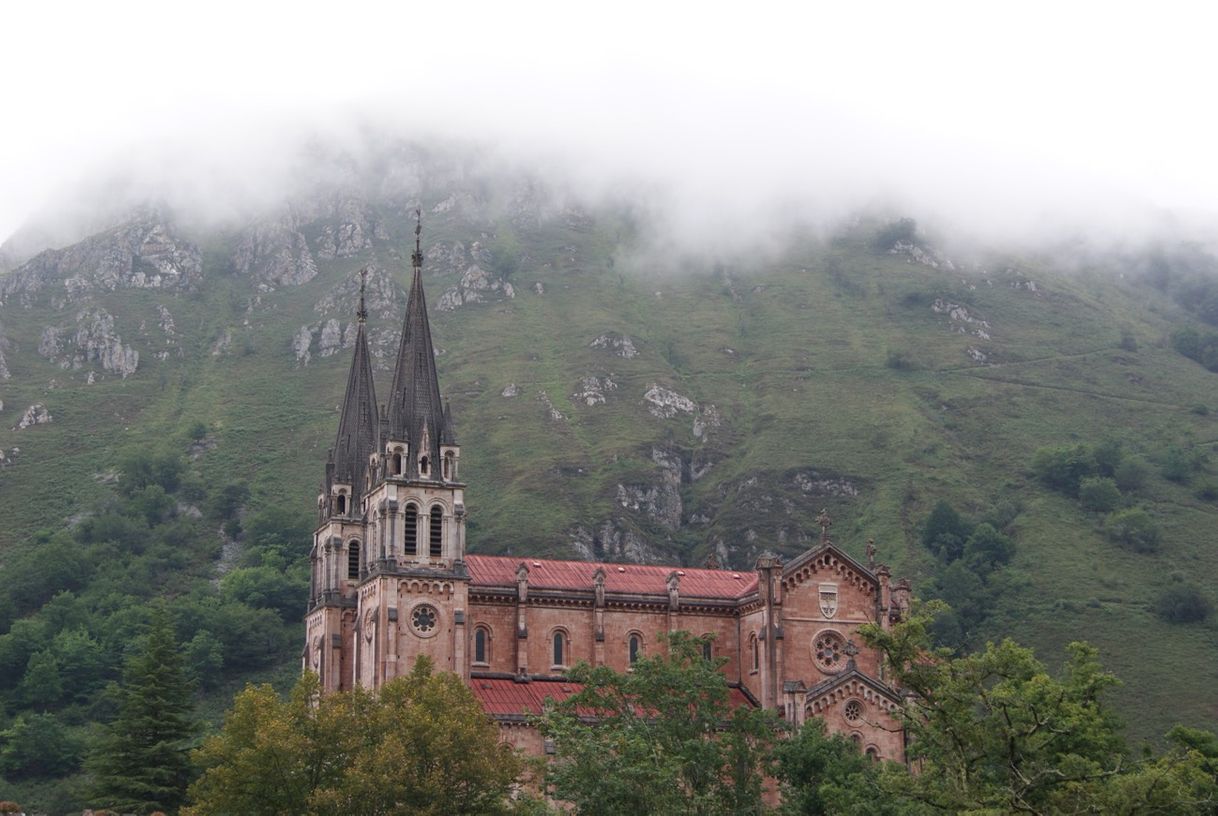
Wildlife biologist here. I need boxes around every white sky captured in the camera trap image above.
[2,0,1217,246]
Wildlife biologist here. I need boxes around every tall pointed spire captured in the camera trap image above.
[329,266,380,502]
[387,210,446,477]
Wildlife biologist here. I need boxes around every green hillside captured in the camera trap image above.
[1,150,1216,807]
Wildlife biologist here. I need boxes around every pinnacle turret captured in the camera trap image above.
[327,267,379,505]
[386,211,447,477]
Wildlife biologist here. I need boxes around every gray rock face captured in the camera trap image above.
[293,325,314,365]
[568,519,667,564]
[615,447,684,530]
[590,332,638,359]
[931,298,991,340]
[572,374,617,406]
[792,470,860,498]
[643,385,696,418]
[501,383,519,398]
[538,391,567,421]
[0,218,202,307]
[318,319,343,357]
[312,195,383,260]
[890,239,955,270]
[13,403,51,430]
[39,308,138,377]
[0,348,8,381]
[233,212,317,290]
[314,265,403,321]
[437,264,515,311]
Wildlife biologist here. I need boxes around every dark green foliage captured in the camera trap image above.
[1079,476,1122,512]
[117,451,185,497]
[1031,444,1098,495]
[921,500,970,560]
[188,421,209,441]
[206,481,248,522]
[539,632,778,815]
[1105,507,1161,553]
[885,348,916,370]
[1171,326,1218,371]
[0,713,83,779]
[1161,444,1207,483]
[961,523,1015,572]
[219,566,302,622]
[88,607,197,814]
[1114,456,1150,492]
[1154,584,1213,623]
[18,650,63,710]
[873,217,917,251]
[1092,438,1124,477]
[1196,480,1218,501]
[1191,403,1210,416]
[773,718,903,815]
[1119,327,1138,352]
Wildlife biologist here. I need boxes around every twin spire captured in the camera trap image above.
[326,210,454,500]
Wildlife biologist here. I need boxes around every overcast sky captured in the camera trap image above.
[2,0,1216,247]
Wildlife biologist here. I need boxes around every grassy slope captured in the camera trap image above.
[1,212,1216,746]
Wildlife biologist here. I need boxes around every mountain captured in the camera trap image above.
[0,141,1215,774]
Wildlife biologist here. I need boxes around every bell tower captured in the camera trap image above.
[305,269,379,692]
[354,211,469,687]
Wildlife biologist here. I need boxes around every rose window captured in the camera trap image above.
[814,632,845,671]
[411,604,438,636]
[843,700,863,722]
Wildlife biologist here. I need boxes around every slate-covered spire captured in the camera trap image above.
[387,211,446,477]
[329,268,379,502]
[441,399,457,445]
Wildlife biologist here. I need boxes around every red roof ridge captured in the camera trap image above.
[465,554,758,600]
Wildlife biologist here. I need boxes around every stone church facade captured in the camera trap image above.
[304,224,912,764]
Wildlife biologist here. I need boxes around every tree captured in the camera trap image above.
[539,632,778,816]
[961,523,1015,574]
[1106,507,1162,553]
[1031,444,1097,495]
[186,660,526,815]
[88,606,197,815]
[1155,584,1213,624]
[19,650,64,710]
[774,718,913,816]
[1114,456,1150,492]
[1079,476,1122,512]
[857,606,1218,813]
[0,713,83,779]
[921,500,971,561]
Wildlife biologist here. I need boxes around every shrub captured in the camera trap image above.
[1031,444,1097,495]
[922,500,971,561]
[963,523,1016,574]
[1119,328,1138,352]
[1092,439,1123,477]
[874,217,918,251]
[1161,445,1206,483]
[1196,480,1218,501]
[1079,477,1122,512]
[1114,457,1150,492]
[886,348,916,370]
[1154,584,1212,623]
[1190,403,1210,416]
[1171,326,1218,371]
[1105,507,1161,553]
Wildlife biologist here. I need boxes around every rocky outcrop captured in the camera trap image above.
[539,391,567,422]
[643,385,696,418]
[572,374,617,406]
[0,217,202,307]
[437,262,515,311]
[890,240,955,271]
[232,211,317,290]
[314,265,403,321]
[13,403,51,430]
[0,348,8,381]
[293,326,314,365]
[38,308,138,377]
[501,383,519,398]
[312,195,385,260]
[568,519,667,564]
[590,332,639,359]
[931,298,991,340]
[615,447,684,530]
[692,404,722,440]
[792,470,860,498]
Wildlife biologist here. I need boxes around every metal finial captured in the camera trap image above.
[356,267,368,323]
[412,208,423,270]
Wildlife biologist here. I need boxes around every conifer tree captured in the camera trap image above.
[88,606,197,814]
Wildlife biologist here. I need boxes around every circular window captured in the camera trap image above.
[844,699,863,722]
[813,631,845,672]
[410,604,439,637]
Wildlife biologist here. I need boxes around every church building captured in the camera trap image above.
[304,222,912,764]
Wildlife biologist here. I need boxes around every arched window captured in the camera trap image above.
[628,634,642,664]
[335,494,347,515]
[702,639,713,661]
[403,504,418,555]
[552,630,567,667]
[347,540,360,579]
[420,455,430,477]
[392,451,403,476]
[474,627,490,665]
[865,746,879,762]
[429,506,443,557]
[750,633,759,672]
[444,451,455,480]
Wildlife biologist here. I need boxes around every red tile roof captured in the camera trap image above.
[465,554,758,600]
[470,676,756,718]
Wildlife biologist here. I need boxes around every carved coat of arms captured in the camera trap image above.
[819,584,838,618]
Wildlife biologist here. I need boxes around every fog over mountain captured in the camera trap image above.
[3,1,1217,259]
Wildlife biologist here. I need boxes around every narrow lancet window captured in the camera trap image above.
[348,541,360,578]
[403,504,418,555]
[553,631,566,667]
[429,505,443,557]
[335,494,347,515]
[629,634,641,664]
[474,628,488,664]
